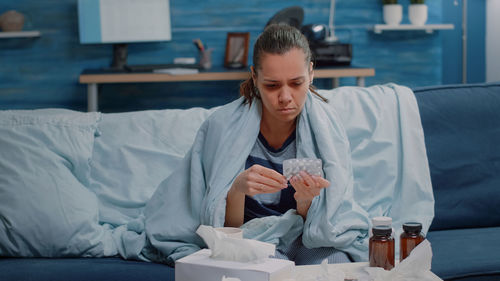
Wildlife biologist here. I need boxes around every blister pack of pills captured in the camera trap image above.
[283,158,323,180]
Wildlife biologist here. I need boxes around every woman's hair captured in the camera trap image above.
[240,23,327,104]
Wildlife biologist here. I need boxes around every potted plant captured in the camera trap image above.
[409,0,428,26]
[382,0,402,26]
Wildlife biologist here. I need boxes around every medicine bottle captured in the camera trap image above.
[369,226,395,270]
[400,222,425,262]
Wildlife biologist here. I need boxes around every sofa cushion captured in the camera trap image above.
[414,83,500,231]
[0,257,175,281]
[89,107,215,226]
[0,109,115,257]
[427,227,500,280]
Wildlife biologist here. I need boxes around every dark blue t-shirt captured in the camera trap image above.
[243,131,297,223]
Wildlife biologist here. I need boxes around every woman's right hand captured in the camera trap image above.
[225,165,288,227]
[230,164,288,196]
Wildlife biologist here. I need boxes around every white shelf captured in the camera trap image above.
[373,24,454,34]
[0,31,41,38]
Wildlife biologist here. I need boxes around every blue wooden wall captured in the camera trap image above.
[442,0,486,84]
[1,0,458,112]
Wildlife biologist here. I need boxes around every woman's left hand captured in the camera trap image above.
[289,171,330,219]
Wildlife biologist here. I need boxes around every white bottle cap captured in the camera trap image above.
[372,216,392,227]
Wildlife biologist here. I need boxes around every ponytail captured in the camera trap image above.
[309,84,328,103]
[239,78,258,105]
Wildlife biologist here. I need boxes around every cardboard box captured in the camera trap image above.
[175,249,295,281]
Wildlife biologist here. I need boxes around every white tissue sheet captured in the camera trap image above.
[294,259,346,281]
[291,240,441,281]
[196,225,275,262]
[363,240,443,281]
[175,249,294,281]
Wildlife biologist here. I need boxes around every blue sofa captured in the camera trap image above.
[414,83,500,281]
[1,82,499,281]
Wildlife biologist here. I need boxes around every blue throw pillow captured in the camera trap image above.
[0,109,115,257]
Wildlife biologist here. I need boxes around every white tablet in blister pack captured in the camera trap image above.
[282,158,323,180]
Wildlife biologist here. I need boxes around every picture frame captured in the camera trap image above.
[224,32,250,69]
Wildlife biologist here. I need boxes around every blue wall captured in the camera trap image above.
[442,0,486,84]
[0,0,475,112]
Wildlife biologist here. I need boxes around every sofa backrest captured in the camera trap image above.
[89,107,216,226]
[413,83,500,231]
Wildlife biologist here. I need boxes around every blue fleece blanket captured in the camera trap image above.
[127,84,434,265]
[0,84,433,264]
[139,91,369,265]
[322,84,434,239]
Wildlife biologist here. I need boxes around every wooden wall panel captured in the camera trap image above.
[1,0,446,112]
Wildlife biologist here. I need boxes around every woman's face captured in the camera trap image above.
[253,48,313,124]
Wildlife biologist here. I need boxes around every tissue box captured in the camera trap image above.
[175,249,294,281]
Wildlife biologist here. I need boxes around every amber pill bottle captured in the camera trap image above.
[400,222,425,262]
[369,226,395,270]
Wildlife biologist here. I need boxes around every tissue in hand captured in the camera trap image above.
[175,225,294,281]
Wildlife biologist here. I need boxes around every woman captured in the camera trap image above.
[225,24,328,226]
[143,23,370,266]
[225,24,354,264]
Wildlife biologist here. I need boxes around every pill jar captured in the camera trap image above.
[369,226,395,270]
[400,222,425,262]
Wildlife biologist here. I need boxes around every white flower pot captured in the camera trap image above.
[409,4,428,26]
[383,4,403,26]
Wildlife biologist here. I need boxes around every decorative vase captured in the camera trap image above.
[409,4,428,26]
[0,10,25,32]
[383,4,403,26]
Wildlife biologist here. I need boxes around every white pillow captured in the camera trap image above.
[0,109,115,257]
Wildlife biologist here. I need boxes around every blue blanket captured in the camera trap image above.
[0,84,434,264]
[130,84,434,265]
[140,91,370,265]
[323,85,434,240]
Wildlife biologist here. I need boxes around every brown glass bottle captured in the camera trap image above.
[369,226,395,270]
[400,222,425,262]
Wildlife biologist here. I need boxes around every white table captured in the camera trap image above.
[294,261,442,281]
[294,262,369,280]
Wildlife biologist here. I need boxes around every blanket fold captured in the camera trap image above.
[320,84,434,238]
[0,84,434,263]
[139,91,374,265]
[117,84,433,266]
